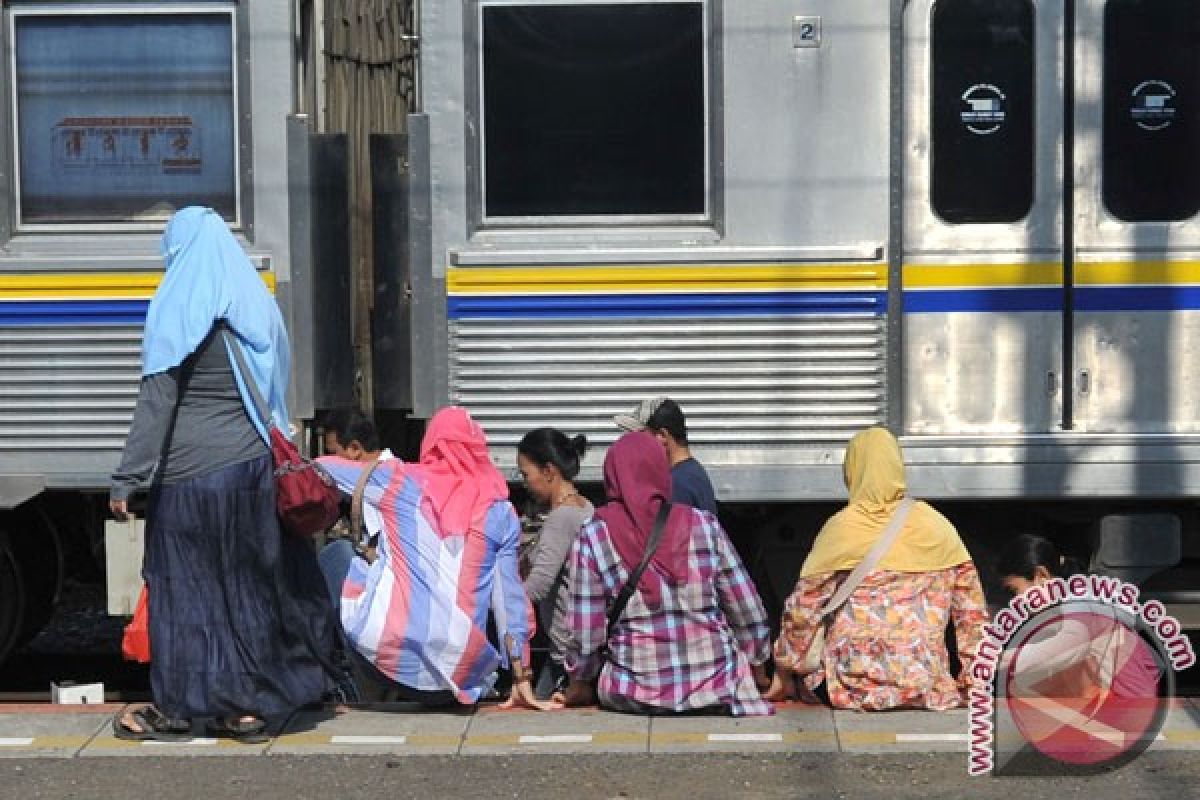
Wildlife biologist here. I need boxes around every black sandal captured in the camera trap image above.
[207,715,269,744]
[112,707,193,742]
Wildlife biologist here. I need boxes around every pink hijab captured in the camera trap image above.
[594,431,691,607]
[418,407,509,537]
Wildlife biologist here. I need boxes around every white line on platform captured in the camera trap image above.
[707,733,784,743]
[142,738,218,746]
[0,738,34,746]
[895,733,968,743]
[330,735,409,745]
[518,734,593,744]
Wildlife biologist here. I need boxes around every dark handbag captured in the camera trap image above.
[223,330,339,537]
[600,501,672,659]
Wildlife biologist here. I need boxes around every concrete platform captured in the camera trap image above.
[0,707,111,758]
[649,704,836,753]
[80,710,284,758]
[461,706,648,755]
[271,704,471,755]
[835,709,970,754]
[0,697,1198,759]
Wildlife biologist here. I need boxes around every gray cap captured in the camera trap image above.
[613,396,670,432]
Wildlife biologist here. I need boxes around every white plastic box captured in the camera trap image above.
[51,681,105,705]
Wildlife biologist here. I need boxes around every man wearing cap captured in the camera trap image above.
[614,396,718,516]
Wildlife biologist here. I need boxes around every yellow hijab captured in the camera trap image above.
[800,427,972,577]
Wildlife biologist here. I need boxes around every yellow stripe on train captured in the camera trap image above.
[903,262,1063,288]
[905,260,1200,289]
[1075,260,1200,286]
[446,264,887,294]
[0,271,277,300]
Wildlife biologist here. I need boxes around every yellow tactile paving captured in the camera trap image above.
[462,731,646,748]
[270,708,470,755]
[272,732,462,748]
[0,713,112,758]
[83,736,268,754]
[650,731,835,745]
[0,736,90,748]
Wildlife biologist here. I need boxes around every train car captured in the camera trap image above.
[2,0,1198,663]
[0,1,351,661]
[409,0,1198,592]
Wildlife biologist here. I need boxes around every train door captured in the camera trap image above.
[1071,0,1200,434]
[903,0,1063,436]
[905,0,1200,439]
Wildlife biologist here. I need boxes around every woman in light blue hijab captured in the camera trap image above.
[140,206,290,435]
[110,207,338,743]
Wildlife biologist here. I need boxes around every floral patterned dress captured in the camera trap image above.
[774,562,987,711]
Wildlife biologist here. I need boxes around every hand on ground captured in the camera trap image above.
[500,679,562,712]
[764,669,799,702]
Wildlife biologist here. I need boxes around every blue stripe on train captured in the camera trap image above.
[1074,285,1200,312]
[0,300,149,326]
[904,286,1200,313]
[447,291,887,319]
[903,287,1063,313]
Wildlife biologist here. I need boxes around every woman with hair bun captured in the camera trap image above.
[517,427,593,699]
[995,533,1086,595]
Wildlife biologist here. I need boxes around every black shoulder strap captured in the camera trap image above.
[605,502,673,643]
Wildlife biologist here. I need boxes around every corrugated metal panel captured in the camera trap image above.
[449,316,886,450]
[0,326,140,451]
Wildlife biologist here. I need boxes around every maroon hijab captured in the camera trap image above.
[594,431,692,607]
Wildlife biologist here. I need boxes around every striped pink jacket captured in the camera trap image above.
[321,456,534,703]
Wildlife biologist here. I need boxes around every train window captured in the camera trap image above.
[1103,0,1200,222]
[930,0,1034,224]
[11,9,238,227]
[480,2,706,220]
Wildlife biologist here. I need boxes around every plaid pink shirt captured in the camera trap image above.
[565,508,772,716]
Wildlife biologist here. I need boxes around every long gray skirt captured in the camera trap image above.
[145,455,338,719]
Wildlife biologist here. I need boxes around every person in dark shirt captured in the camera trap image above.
[321,408,393,464]
[614,396,718,515]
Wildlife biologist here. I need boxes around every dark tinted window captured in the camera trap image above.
[482,3,705,218]
[14,13,237,224]
[1103,0,1200,222]
[931,0,1034,224]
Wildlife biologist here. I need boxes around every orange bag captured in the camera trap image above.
[121,586,151,663]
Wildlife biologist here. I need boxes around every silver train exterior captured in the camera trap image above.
[413,0,1200,507]
[0,2,332,656]
[0,2,326,498]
